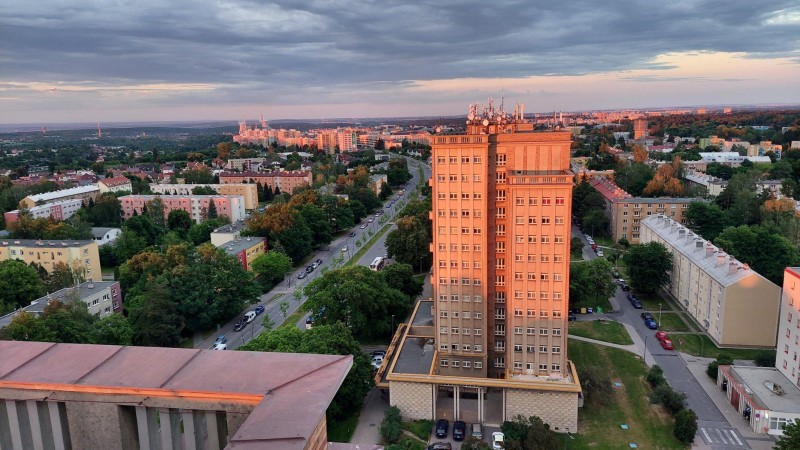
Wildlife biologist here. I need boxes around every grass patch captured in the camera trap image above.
[668,333,767,360]
[278,302,310,329]
[403,419,433,440]
[657,313,690,332]
[568,320,634,345]
[568,341,683,449]
[635,292,674,312]
[345,223,392,267]
[327,410,360,443]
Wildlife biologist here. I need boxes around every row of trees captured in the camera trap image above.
[386,197,432,272]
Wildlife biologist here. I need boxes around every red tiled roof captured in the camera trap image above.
[589,177,632,201]
[99,176,132,187]
[220,171,311,178]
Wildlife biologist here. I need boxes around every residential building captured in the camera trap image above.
[589,177,695,244]
[717,268,800,440]
[3,199,83,225]
[97,176,132,193]
[216,236,267,271]
[698,151,771,166]
[383,102,581,432]
[219,171,312,195]
[0,341,352,450]
[149,183,259,210]
[683,171,728,197]
[19,185,99,209]
[370,174,388,196]
[119,195,247,223]
[641,215,780,347]
[210,220,248,246]
[0,281,123,329]
[633,119,647,140]
[225,157,267,171]
[791,141,800,150]
[0,239,101,280]
[90,227,122,246]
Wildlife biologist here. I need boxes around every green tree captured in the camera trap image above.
[570,237,584,258]
[303,266,410,340]
[94,313,134,345]
[381,262,424,299]
[279,301,289,319]
[582,209,610,237]
[578,364,614,407]
[191,186,217,195]
[167,209,192,234]
[569,258,616,307]
[88,193,122,227]
[460,437,491,450]
[379,181,393,200]
[145,197,166,227]
[240,323,374,420]
[501,415,559,450]
[250,251,293,288]
[614,162,654,197]
[714,225,800,284]
[42,261,80,293]
[0,260,46,313]
[298,203,332,248]
[380,406,403,444]
[207,199,218,219]
[624,242,673,294]
[39,300,97,344]
[274,216,313,264]
[572,181,605,221]
[386,216,431,271]
[774,419,800,450]
[128,278,184,347]
[112,229,148,262]
[715,170,767,226]
[685,202,727,241]
[673,409,698,444]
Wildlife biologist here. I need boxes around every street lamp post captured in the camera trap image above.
[643,335,648,365]
[658,303,663,328]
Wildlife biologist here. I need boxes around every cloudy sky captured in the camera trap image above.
[1,0,799,124]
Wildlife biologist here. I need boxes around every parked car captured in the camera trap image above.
[368,217,375,223]
[305,318,313,330]
[641,312,653,321]
[591,243,598,251]
[298,271,307,279]
[645,319,658,330]
[244,311,257,323]
[568,313,577,321]
[492,431,505,449]
[214,335,227,345]
[213,343,227,350]
[661,339,674,350]
[315,258,323,266]
[375,212,382,217]
[453,420,466,441]
[427,443,452,450]
[655,331,668,341]
[306,265,314,273]
[621,283,630,291]
[471,423,483,439]
[435,419,449,438]
[631,299,643,309]
[233,320,246,332]
[370,350,386,358]
[360,223,368,229]
[349,231,356,237]
[596,249,604,257]
[254,305,265,315]
[612,270,620,278]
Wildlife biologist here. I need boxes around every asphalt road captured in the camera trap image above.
[196,156,430,349]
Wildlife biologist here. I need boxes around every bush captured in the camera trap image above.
[673,409,698,444]
[706,355,733,381]
[380,406,403,444]
[649,384,686,415]
[403,419,433,440]
[578,364,614,406]
[646,365,666,388]
[754,350,776,367]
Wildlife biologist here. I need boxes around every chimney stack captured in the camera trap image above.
[729,260,739,275]
[706,244,714,257]
[716,252,726,267]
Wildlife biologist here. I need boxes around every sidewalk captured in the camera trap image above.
[679,352,776,450]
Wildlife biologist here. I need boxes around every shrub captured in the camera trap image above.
[380,406,403,444]
[706,355,733,381]
[646,365,666,388]
[578,364,614,406]
[649,384,686,415]
[403,419,433,440]
[674,409,698,444]
[754,350,776,367]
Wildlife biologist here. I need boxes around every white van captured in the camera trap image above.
[244,311,257,323]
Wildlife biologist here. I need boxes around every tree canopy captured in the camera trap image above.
[714,225,800,284]
[0,260,46,314]
[624,242,673,294]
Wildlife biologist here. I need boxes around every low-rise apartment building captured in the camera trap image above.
[0,239,101,280]
[216,236,267,271]
[219,170,312,195]
[97,176,132,193]
[210,220,248,246]
[149,183,259,210]
[3,199,83,225]
[119,195,247,224]
[641,215,780,347]
[589,177,694,244]
[0,280,123,329]
[90,227,122,246]
[20,185,99,209]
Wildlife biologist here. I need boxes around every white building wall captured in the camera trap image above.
[779,270,800,389]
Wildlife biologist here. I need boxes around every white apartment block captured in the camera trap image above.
[641,215,780,347]
[779,268,800,389]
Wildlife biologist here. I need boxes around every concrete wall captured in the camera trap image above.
[721,279,780,347]
[66,401,122,450]
[505,388,578,433]
[389,381,433,420]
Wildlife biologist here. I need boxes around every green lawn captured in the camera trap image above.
[403,419,433,440]
[667,333,768,360]
[568,341,684,449]
[327,410,360,443]
[656,313,691,332]
[635,292,674,312]
[568,320,633,345]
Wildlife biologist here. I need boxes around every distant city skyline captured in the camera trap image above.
[1,1,799,124]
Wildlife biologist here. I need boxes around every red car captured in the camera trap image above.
[655,331,668,342]
[661,339,674,350]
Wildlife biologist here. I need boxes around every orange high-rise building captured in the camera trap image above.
[431,101,575,379]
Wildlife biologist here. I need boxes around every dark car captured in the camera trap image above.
[621,283,630,291]
[254,305,265,315]
[435,419,449,438]
[315,258,323,266]
[297,271,307,280]
[632,299,643,309]
[641,312,653,321]
[349,231,356,237]
[568,313,577,321]
[627,293,637,302]
[645,319,658,330]
[612,270,620,278]
[233,320,246,332]
[453,420,466,441]
[306,265,314,273]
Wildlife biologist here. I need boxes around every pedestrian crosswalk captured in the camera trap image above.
[697,421,748,448]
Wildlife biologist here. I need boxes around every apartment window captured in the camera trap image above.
[496,207,506,218]
[515,216,524,225]
[552,364,561,371]
[528,254,536,263]
[527,292,536,299]
[475,361,483,368]
[527,346,536,353]
[495,308,506,319]
[553,310,562,318]
[555,217,565,224]
[475,329,482,336]
[451,328,459,334]
[463,344,471,351]
[541,274,549,281]
[553,328,562,336]
[528,217,537,225]
[451,344,459,351]
[462,193,470,199]
[555,197,565,205]
[514,272,523,281]
[440,311,448,318]
[473,228,482,234]
[494,357,505,368]
[438,226,445,234]
[474,192,482,199]
[529,197,538,206]
[540,255,550,262]
[449,193,458,199]
[541,217,551,224]
[541,236,550,243]
[516,197,525,205]
[540,310,549,317]
[463,361,471,368]
[450,210,458,217]
[474,312,482,319]
[554,236,564,244]
[528,236,536,243]
[496,154,506,166]
[462,156,470,163]
[473,175,482,182]
[514,291,523,299]
[474,279,482,285]
[553,273,563,281]
[496,190,506,200]
[540,346,548,353]
[495,341,505,351]
[437,157,446,164]
[440,327,448,334]
[496,225,505,236]
[540,292,549,300]
[552,346,561,354]
[450,278,458,285]
[554,255,563,262]
[449,157,458,164]
[441,360,448,367]
[463,295,471,302]
[450,294,459,301]
[553,292,563,300]
[539,328,549,336]
[495,276,505,286]
[473,156,482,163]
[542,197,551,205]
[514,345,523,352]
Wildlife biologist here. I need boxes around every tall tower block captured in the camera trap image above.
[633,119,647,140]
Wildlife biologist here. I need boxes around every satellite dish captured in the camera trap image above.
[482,119,490,126]
[435,127,442,133]
[468,113,475,121]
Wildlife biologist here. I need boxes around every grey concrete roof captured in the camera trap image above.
[217,236,266,255]
[641,215,775,288]
[392,337,435,375]
[730,366,800,413]
[615,197,697,205]
[90,227,119,238]
[25,185,98,202]
[0,281,118,328]
[212,220,248,234]
[0,239,94,247]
